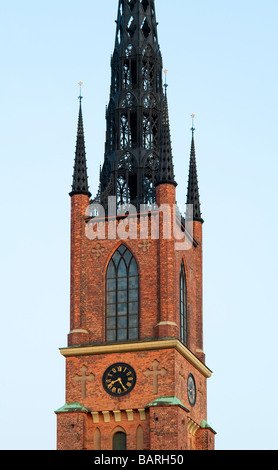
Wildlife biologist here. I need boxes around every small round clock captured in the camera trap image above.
[187,374,197,407]
[103,363,136,397]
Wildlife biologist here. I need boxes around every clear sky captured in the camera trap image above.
[0,0,278,450]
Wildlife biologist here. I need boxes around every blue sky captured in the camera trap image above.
[0,0,278,450]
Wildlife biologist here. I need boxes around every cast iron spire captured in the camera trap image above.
[97,0,165,210]
[186,124,203,223]
[70,94,91,198]
[114,0,159,52]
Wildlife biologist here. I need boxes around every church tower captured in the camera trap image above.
[56,0,215,451]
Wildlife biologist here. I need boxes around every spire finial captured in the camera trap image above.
[191,114,195,134]
[78,81,83,103]
[164,69,168,94]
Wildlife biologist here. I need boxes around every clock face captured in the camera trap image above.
[187,374,197,407]
[103,363,136,397]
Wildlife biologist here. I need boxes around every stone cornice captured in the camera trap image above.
[60,339,212,379]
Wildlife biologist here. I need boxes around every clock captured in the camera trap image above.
[187,374,197,407]
[103,363,136,397]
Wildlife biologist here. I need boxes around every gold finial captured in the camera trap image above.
[163,69,168,91]
[191,114,195,133]
[78,82,83,102]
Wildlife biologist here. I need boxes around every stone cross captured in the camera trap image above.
[139,240,152,252]
[73,365,95,399]
[179,366,186,382]
[92,243,105,258]
[144,359,167,394]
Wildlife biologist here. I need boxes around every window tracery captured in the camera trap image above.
[106,245,139,342]
[116,152,137,206]
[143,153,159,204]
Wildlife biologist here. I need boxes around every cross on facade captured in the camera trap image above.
[73,365,95,399]
[92,243,105,258]
[139,240,152,253]
[197,384,204,397]
[179,366,186,382]
[144,359,167,394]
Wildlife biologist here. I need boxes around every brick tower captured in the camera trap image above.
[56,0,215,451]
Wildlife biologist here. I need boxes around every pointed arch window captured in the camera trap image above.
[113,431,127,450]
[106,245,139,342]
[180,262,187,346]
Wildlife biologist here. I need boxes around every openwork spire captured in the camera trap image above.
[186,126,203,223]
[115,0,159,53]
[157,88,176,187]
[70,97,91,198]
[97,0,164,210]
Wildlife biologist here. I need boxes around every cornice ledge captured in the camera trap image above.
[60,339,212,378]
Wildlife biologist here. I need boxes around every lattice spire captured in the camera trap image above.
[98,0,165,209]
[70,95,91,198]
[115,0,159,52]
[186,125,203,222]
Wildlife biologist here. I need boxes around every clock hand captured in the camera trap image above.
[118,378,126,388]
[109,378,121,387]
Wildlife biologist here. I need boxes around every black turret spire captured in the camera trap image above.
[70,95,91,198]
[96,0,165,210]
[156,86,177,187]
[186,125,203,223]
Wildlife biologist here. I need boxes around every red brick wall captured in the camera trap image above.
[195,428,216,451]
[64,349,207,423]
[149,406,188,450]
[68,189,204,354]
[57,412,87,451]
[58,184,214,451]
[57,346,209,450]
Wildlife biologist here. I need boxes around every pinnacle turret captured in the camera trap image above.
[156,88,177,187]
[186,129,203,223]
[70,98,91,198]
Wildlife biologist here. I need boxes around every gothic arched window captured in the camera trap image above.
[113,431,127,450]
[106,245,139,342]
[180,262,187,346]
